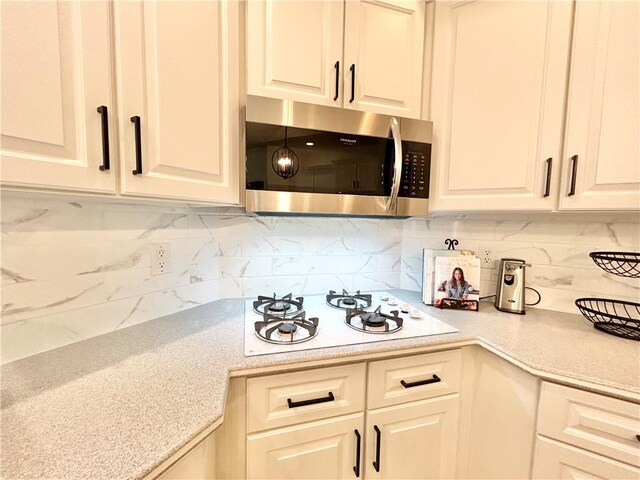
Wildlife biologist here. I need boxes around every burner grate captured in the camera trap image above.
[345,306,403,334]
[253,293,304,317]
[254,312,319,345]
[326,289,372,310]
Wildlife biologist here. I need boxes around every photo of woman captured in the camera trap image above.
[444,267,472,299]
[433,255,480,311]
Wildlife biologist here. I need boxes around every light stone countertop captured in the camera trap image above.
[1,290,639,480]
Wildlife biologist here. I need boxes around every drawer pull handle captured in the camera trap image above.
[287,391,334,408]
[373,425,381,472]
[353,429,361,477]
[401,374,441,388]
[636,434,640,442]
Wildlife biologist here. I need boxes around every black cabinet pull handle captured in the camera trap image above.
[401,374,441,388]
[97,106,110,171]
[349,64,356,103]
[372,425,381,472]
[334,61,340,101]
[131,116,142,175]
[636,434,640,442]
[543,157,552,197]
[287,391,334,408]
[568,154,578,196]
[353,429,361,477]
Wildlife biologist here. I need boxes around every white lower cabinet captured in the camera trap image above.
[246,350,461,479]
[364,395,459,479]
[245,352,461,479]
[533,381,640,480]
[158,432,216,480]
[247,413,364,479]
[532,436,640,480]
[157,349,640,480]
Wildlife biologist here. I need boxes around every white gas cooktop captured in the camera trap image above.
[244,291,458,356]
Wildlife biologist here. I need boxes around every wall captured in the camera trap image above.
[0,193,401,363]
[401,214,640,312]
[1,192,638,363]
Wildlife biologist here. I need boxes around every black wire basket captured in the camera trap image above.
[575,298,640,341]
[589,251,640,278]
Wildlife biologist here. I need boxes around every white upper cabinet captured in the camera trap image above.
[247,0,426,119]
[344,0,425,118]
[247,1,344,107]
[430,0,640,213]
[2,0,240,205]
[559,0,640,211]
[1,1,116,193]
[114,1,240,204]
[429,0,572,212]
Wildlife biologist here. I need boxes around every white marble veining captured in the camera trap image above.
[1,194,404,362]
[401,215,640,312]
[2,192,639,363]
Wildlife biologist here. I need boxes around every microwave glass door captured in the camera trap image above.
[246,123,392,196]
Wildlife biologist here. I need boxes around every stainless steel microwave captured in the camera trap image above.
[245,96,432,217]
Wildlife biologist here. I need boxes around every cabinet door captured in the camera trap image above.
[157,432,216,480]
[559,1,640,211]
[247,413,364,480]
[343,0,425,119]
[429,1,572,211]
[365,395,459,479]
[1,1,116,193]
[114,1,239,204]
[247,0,344,107]
[532,436,640,480]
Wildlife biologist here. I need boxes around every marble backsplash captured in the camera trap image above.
[400,215,640,313]
[1,193,639,363]
[0,194,403,363]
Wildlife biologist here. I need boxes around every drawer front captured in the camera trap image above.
[367,349,462,410]
[247,363,366,433]
[532,436,640,479]
[537,382,640,467]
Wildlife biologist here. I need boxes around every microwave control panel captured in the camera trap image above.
[400,148,430,198]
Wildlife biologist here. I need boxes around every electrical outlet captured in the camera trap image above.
[479,246,494,267]
[151,243,172,275]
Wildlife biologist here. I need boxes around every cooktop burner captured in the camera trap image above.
[254,312,319,345]
[326,289,373,310]
[345,306,403,334]
[244,291,459,356]
[253,293,304,317]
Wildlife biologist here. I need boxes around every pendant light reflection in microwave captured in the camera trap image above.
[272,126,299,180]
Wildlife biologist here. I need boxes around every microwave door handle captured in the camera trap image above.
[386,117,402,213]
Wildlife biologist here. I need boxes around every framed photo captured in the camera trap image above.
[433,255,480,311]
